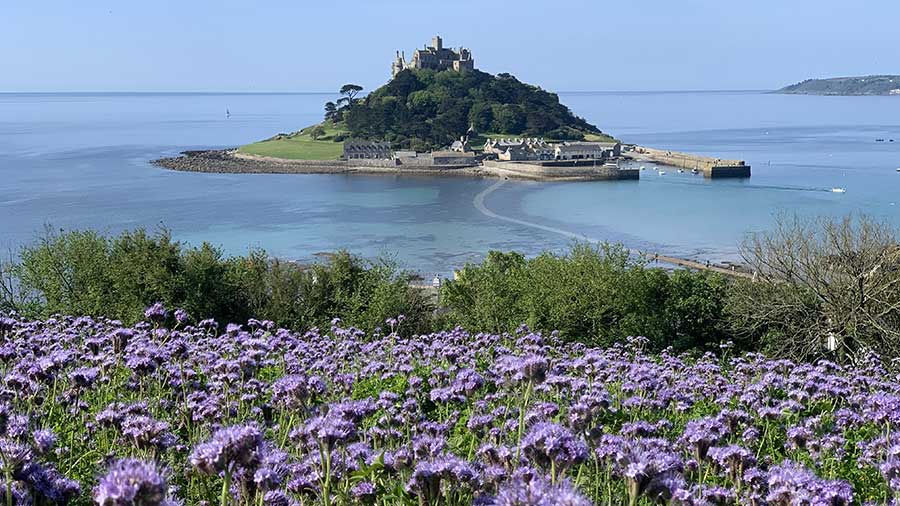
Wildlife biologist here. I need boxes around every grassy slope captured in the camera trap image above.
[239,124,346,160]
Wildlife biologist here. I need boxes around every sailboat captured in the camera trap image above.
[226,108,231,118]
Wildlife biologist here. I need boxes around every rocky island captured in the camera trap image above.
[155,36,750,180]
[776,75,900,96]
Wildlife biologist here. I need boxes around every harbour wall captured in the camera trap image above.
[631,146,751,178]
[482,160,639,181]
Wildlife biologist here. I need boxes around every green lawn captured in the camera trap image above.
[584,132,619,143]
[238,123,346,161]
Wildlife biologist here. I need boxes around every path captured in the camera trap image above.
[472,179,752,279]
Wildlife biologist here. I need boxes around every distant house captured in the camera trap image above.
[484,138,554,161]
[449,137,471,153]
[554,141,621,160]
[343,141,392,160]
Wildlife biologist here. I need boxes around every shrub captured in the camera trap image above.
[441,243,729,351]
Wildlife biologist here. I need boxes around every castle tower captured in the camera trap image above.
[391,50,407,78]
[432,35,442,51]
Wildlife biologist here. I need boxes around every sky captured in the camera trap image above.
[2,0,898,93]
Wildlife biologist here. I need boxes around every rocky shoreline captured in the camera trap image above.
[153,149,488,177]
[152,149,640,181]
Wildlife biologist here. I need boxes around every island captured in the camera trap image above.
[776,75,900,96]
[156,36,750,180]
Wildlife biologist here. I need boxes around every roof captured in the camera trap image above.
[561,141,619,149]
[343,140,391,152]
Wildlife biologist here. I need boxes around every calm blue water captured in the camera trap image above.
[1,91,899,274]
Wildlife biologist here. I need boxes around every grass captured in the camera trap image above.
[584,132,619,143]
[239,123,347,161]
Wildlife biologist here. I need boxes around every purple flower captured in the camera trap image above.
[93,458,169,506]
[271,374,320,410]
[707,445,756,484]
[69,367,100,388]
[490,474,590,506]
[32,429,57,456]
[520,422,588,474]
[880,445,900,491]
[350,481,376,503]
[190,424,263,475]
[766,460,853,506]
[173,309,189,324]
[679,417,729,461]
[143,303,168,323]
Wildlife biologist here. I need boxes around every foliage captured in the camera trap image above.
[0,228,434,335]
[337,70,604,150]
[440,243,730,352]
[0,314,896,505]
[727,214,900,362]
[308,124,326,140]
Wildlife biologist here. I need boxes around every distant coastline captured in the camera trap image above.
[776,75,900,96]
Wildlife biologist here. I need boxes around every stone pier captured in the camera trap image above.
[630,146,751,178]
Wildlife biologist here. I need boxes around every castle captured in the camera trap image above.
[391,36,475,77]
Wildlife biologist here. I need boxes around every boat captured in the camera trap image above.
[691,168,699,175]
[640,165,646,170]
[677,169,684,173]
[831,188,846,193]
[658,170,667,175]
[896,167,900,172]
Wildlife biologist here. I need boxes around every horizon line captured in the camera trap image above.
[0,88,775,95]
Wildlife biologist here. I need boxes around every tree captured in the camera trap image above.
[727,214,900,362]
[308,125,326,140]
[491,104,526,134]
[467,102,493,132]
[337,84,364,109]
[324,101,338,121]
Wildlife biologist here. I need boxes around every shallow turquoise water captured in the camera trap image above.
[1,91,898,275]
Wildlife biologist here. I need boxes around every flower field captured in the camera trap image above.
[1,306,899,505]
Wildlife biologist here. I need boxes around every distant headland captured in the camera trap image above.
[776,75,900,96]
[155,36,750,180]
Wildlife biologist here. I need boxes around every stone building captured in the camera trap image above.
[392,36,475,77]
[449,136,471,153]
[554,141,621,161]
[343,140,392,160]
[484,138,555,161]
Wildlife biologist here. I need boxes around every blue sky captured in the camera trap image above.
[2,0,897,92]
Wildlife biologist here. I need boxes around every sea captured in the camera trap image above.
[1,91,899,276]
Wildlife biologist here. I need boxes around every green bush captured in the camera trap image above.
[440,243,730,352]
[1,228,434,335]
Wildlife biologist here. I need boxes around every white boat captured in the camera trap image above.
[640,166,646,170]
[831,187,846,193]
[691,168,699,175]
[896,167,900,172]
[659,170,667,175]
[677,169,684,173]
